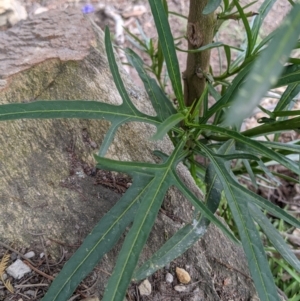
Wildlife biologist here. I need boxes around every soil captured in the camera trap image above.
[0,0,297,300]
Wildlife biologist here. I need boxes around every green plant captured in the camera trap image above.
[263,214,300,300]
[1,0,300,300]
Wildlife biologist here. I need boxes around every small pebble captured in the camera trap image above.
[165,272,173,283]
[174,285,188,292]
[25,290,35,297]
[6,259,31,280]
[138,279,151,296]
[1,273,7,281]
[176,267,191,284]
[10,253,17,261]
[24,251,35,259]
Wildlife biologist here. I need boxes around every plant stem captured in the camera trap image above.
[183,0,216,109]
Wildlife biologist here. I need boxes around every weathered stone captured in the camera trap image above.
[165,272,174,283]
[6,259,31,279]
[0,0,27,27]
[138,279,151,296]
[176,267,191,284]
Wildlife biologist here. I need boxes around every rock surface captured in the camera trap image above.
[0,0,27,27]
[0,7,269,300]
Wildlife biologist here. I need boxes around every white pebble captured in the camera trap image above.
[165,273,174,283]
[138,279,151,296]
[24,251,35,259]
[6,259,31,279]
[174,285,188,292]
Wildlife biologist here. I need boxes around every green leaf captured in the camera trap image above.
[233,0,253,57]
[102,179,169,301]
[101,140,187,301]
[233,184,300,229]
[242,159,258,189]
[224,45,232,74]
[204,62,253,124]
[203,0,221,14]
[274,83,300,112]
[152,112,185,140]
[199,143,281,301]
[123,26,147,50]
[251,0,277,53]
[148,0,184,109]
[105,27,140,116]
[132,217,207,281]
[198,124,300,175]
[174,171,240,244]
[274,64,300,88]
[249,204,300,274]
[42,174,153,301]
[241,116,300,138]
[132,140,234,282]
[0,100,161,158]
[0,101,158,124]
[82,137,232,301]
[225,4,300,126]
[125,48,176,120]
[260,140,300,153]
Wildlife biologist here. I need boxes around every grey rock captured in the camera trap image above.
[138,279,151,296]
[6,259,31,279]
[0,0,27,27]
[24,251,35,259]
[165,272,174,283]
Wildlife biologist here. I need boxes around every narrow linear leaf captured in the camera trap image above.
[249,203,300,274]
[133,140,231,281]
[103,179,169,301]
[102,140,185,301]
[205,62,253,124]
[42,176,153,301]
[274,64,300,88]
[125,48,176,120]
[203,0,221,14]
[242,159,258,189]
[274,83,300,113]
[225,4,300,126]
[133,217,206,281]
[260,141,300,153]
[148,0,184,108]
[199,124,300,175]
[251,0,277,52]
[232,184,300,229]
[214,153,260,161]
[173,171,240,244]
[105,27,141,115]
[0,101,158,124]
[200,143,281,301]
[152,112,185,140]
[241,116,300,138]
[224,45,232,74]
[98,119,129,157]
[123,26,147,50]
[233,0,253,57]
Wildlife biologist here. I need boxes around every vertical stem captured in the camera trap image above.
[183,0,215,109]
